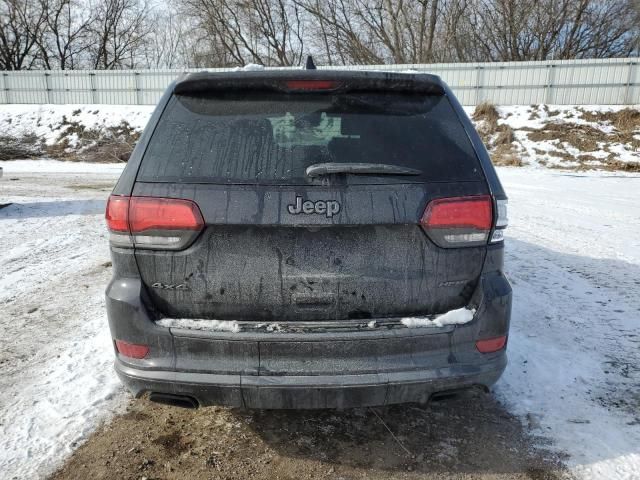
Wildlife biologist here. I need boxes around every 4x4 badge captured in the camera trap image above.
[288,196,340,218]
[151,282,189,291]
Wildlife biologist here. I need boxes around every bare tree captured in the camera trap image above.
[1,0,639,70]
[452,0,639,61]
[0,0,46,69]
[88,0,151,69]
[35,0,93,69]
[557,0,639,59]
[179,0,305,67]
[296,0,443,64]
[141,8,191,68]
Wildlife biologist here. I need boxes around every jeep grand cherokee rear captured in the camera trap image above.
[105,70,511,409]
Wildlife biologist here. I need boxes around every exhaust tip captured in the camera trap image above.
[430,385,487,402]
[149,392,199,409]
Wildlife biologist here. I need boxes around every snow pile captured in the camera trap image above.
[263,323,283,332]
[0,104,154,162]
[465,104,640,170]
[233,63,265,71]
[156,318,241,333]
[401,307,475,328]
[0,104,153,146]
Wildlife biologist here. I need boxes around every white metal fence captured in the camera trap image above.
[0,57,638,106]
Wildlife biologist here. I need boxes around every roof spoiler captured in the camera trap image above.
[173,70,445,96]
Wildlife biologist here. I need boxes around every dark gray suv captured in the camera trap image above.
[105,70,511,409]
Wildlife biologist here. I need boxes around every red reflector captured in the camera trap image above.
[476,336,507,353]
[129,197,204,233]
[115,339,149,359]
[105,195,130,232]
[285,80,339,90]
[421,195,492,230]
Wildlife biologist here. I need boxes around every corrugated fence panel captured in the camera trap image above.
[6,71,49,103]
[0,58,638,106]
[48,72,94,103]
[92,71,137,104]
[136,71,177,104]
[0,74,7,103]
[628,62,640,105]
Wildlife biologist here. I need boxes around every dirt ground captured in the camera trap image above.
[51,390,566,480]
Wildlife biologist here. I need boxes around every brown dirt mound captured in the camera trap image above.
[520,110,640,170]
[578,108,640,133]
[524,123,605,152]
[472,103,520,166]
[1,119,140,163]
[472,102,500,125]
[48,118,140,162]
[0,133,45,160]
[51,391,566,480]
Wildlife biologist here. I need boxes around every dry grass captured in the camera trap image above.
[472,102,521,166]
[524,123,606,152]
[517,106,640,171]
[45,119,140,162]
[82,136,139,163]
[528,105,561,121]
[492,152,523,166]
[606,160,640,172]
[473,103,640,171]
[0,133,45,160]
[578,108,640,133]
[2,120,140,163]
[472,102,500,125]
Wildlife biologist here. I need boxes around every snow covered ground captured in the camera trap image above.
[0,160,639,479]
[0,161,127,479]
[496,168,640,480]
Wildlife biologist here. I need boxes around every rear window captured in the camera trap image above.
[137,91,482,184]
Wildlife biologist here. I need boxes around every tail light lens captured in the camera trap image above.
[115,339,149,359]
[105,196,129,232]
[285,80,340,90]
[421,195,493,247]
[476,335,507,353]
[491,199,508,243]
[105,195,204,250]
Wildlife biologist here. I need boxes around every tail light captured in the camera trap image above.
[476,335,507,353]
[285,80,340,90]
[115,339,149,359]
[106,195,204,250]
[491,199,508,243]
[421,195,493,247]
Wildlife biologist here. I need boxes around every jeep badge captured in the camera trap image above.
[287,196,341,218]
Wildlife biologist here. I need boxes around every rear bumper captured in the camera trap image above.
[106,260,512,409]
[115,353,506,409]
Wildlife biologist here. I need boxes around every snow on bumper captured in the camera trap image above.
[152,307,477,334]
[401,307,476,328]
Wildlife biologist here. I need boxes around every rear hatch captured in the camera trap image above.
[128,74,491,322]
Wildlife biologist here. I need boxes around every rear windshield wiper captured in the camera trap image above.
[305,163,422,178]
